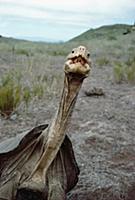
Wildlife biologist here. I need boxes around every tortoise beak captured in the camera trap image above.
[64,57,91,78]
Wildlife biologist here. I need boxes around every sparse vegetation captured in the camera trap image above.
[0,67,62,117]
[0,23,135,119]
[32,83,44,99]
[0,72,22,117]
[48,50,67,56]
[69,24,132,41]
[15,48,30,56]
[113,57,135,83]
[23,86,31,107]
[96,57,110,66]
[126,62,135,83]
[107,35,117,40]
[113,63,126,83]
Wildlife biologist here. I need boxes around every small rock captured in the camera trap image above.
[10,114,17,120]
[84,87,105,97]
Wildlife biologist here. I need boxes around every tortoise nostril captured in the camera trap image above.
[79,47,84,51]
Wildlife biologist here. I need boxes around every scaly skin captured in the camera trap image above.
[29,46,91,187]
[65,46,91,76]
[0,46,91,200]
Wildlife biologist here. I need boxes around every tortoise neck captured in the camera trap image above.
[33,74,84,173]
[50,75,83,135]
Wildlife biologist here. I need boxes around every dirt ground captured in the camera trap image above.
[68,65,135,200]
[0,60,135,200]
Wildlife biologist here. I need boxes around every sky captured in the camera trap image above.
[0,0,135,42]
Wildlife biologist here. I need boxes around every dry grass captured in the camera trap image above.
[0,66,62,117]
[0,29,135,117]
[0,72,22,117]
[113,57,135,83]
[96,57,110,66]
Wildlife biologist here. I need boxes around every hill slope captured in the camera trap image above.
[70,24,132,41]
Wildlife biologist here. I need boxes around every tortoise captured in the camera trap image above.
[0,46,91,200]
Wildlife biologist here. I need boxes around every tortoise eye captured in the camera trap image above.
[87,53,90,57]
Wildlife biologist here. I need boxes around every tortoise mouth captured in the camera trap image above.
[64,56,90,78]
[70,55,88,65]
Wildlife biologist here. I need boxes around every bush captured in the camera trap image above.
[96,57,110,66]
[23,86,31,107]
[108,35,117,40]
[126,63,135,83]
[15,48,34,57]
[0,73,22,117]
[113,58,135,83]
[113,63,126,83]
[49,50,67,56]
[32,83,44,99]
[0,67,62,118]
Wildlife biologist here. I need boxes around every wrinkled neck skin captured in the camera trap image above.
[49,74,84,139]
[31,74,84,180]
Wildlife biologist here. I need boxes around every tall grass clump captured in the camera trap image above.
[23,86,31,107]
[113,63,126,83]
[0,73,22,117]
[126,63,135,83]
[96,57,110,67]
[113,57,135,83]
[0,68,45,117]
[0,66,63,118]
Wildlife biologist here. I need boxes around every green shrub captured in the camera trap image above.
[15,48,34,57]
[0,74,22,117]
[15,48,29,56]
[125,56,135,66]
[131,39,135,45]
[113,59,135,83]
[108,35,117,40]
[96,57,110,66]
[23,86,31,106]
[48,47,68,56]
[0,67,62,117]
[32,83,44,99]
[126,63,135,83]
[113,63,126,83]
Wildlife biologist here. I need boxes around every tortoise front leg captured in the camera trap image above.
[16,150,67,200]
[47,182,66,200]
[16,188,45,200]
[47,151,67,200]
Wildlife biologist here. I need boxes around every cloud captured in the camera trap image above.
[0,0,134,41]
[1,0,90,12]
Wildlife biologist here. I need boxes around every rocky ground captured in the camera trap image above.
[0,29,135,199]
[0,61,135,200]
[68,65,135,200]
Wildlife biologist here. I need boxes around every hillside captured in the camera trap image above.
[0,24,133,44]
[0,24,135,200]
[70,24,133,41]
